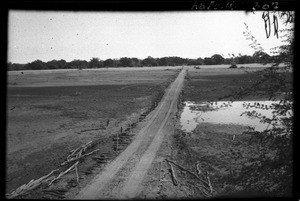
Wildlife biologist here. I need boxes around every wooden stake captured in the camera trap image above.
[69,141,91,156]
[7,169,59,199]
[27,179,34,186]
[165,159,209,186]
[62,149,100,166]
[76,149,83,158]
[196,161,203,176]
[62,141,94,166]
[70,146,81,155]
[81,149,100,157]
[196,185,211,197]
[116,131,119,152]
[75,163,79,185]
[206,171,213,194]
[158,162,161,182]
[83,141,92,152]
[167,161,178,186]
[49,162,79,186]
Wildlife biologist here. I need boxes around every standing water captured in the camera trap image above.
[180,101,288,132]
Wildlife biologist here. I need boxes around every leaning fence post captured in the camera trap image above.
[129,121,131,134]
[116,130,119,152]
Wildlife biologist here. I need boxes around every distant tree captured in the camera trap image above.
[46,59,67,69]
[7,63,27,71]
[211,54,225,64]
[195,57,205,65]
[203,57,213,65]
[7,62,15,71]
[56,59,67,69]
[9,52,280,70]
[113,59,121,67]
[236,55,254,64]
[141,56,158,67]
[223,58,231,64]
[171,56,185,66]
[89,57,102,68]
[252,51,271,63]
[130,58,141,67]
[157,57,168,66]
[103,59,114,67]
[24,60,46,70]
[67,60,88,69]
[45,61,56,69]
[119,57,133,67]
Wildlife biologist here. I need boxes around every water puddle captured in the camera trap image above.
[180,101,286,132]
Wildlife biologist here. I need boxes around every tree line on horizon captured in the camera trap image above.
[7,51,282,71]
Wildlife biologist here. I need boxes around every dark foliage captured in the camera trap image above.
[229,63,237,68]
[221,12,294,196]
[8,53,277,71]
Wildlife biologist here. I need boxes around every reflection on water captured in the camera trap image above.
[180,101,281,132]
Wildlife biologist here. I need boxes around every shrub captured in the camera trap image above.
[229,63,237,68]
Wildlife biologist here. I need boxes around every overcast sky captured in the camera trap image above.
[8,11,291,64]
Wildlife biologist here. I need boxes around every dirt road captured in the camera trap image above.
[74,68,186,199]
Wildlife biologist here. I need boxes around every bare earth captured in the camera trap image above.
[73,68,186,199]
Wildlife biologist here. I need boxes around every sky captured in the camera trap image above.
[8,11,291,64]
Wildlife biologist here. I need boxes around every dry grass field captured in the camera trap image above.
[183,65,291,101]
[7,66,183,87]
[6,64,292,198]
[6,67,181,194]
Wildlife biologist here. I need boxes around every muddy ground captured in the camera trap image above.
[165,66,293,198]
[6,68,180,197]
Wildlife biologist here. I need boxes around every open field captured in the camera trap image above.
[184,66,292,101]
[6,68,180,195]
[188,63,286,69]
[6,64,292,199]
[7,66,182,87]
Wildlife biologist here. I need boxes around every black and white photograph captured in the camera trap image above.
[6,2,294,199]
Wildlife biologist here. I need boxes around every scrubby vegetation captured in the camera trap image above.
[178,11,294,197]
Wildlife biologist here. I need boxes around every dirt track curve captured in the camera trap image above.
[74,68,186,199]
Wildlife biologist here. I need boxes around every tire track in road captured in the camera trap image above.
[74,68,186,199]
[118,68,185,199]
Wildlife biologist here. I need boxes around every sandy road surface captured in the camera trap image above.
[74,68,186,199]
